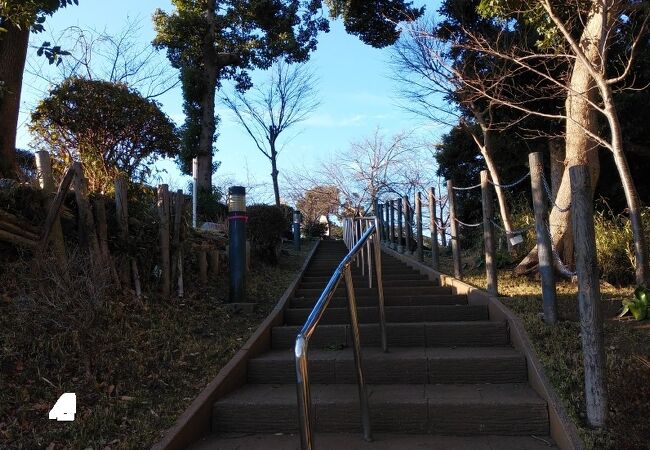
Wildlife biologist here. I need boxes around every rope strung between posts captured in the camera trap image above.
[455,218,483,228]
[488,171,531,189]
[452,182,481,191]
[540,171,571,213]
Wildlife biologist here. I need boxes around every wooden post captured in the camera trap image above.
[570,164,607,428]
[72,163,101,263]
[481,171,497,296]
[389,200,395,249]
[177,251,184,298]
[382,203,389,242]
[114,176,131,289]
[171,190,183,287]
[158,184,171,297]
[403,196,412,254]
[415,191,423,262]
[529,152,558,324]
[447,180,462,279]
[377,203,384,241]
[35,151,66,261]
[428,187,440,270]
[209,250,220,278]
[39,166,74,253]
[397,197,403,253]
[198,251,208,284]
[94,197,120,286]
[131,258,142,299]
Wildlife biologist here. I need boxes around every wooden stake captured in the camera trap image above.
[389,200,395,249]
[428,187,439,271]
[209,250,220,278]
[397,197,403,253]
[171,190,183,286]
[177,250,184,298]
[39,166,74,251]
[447,180,462,279]
[35,151,66,262]
[415,191,423,262]
[94,198,120,287]
[131,258,142,299]
[403,196,411,254]
[529,152,557,324]
[158,184,171,297]
[114,176,131,288]
[481,171,497,296]
[72,163,101,263]
[570,164,607,428]
[198,251,208,284]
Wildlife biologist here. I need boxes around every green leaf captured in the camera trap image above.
[629,303,648,321]
[635,286,649,307]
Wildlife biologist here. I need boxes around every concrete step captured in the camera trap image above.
[289,294,468,308]
[301,273,429,283]
[297,279,435,290]
[191,433,557,450]
[294,286,452,298]
[271,321,509,349]
[248,347,527,384]
[303,266,420,275]
[213,384,548,435]
[284,305,488,325]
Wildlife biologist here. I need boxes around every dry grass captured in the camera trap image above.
[434,251,649,450]
[0,241,315,449]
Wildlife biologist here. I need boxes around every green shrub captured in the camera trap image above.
[247,204,290,265]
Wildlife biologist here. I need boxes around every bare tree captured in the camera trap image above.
[288,128,435,218]
[447,0,649,283]
[25,18,179,99]
[392,17,519,249]
[222,61,320,206]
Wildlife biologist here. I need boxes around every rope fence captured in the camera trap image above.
[375,151,605,327]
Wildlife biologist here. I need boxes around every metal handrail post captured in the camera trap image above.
[295,335,314,450]
[343,264,372,442]
[373,217,388,352]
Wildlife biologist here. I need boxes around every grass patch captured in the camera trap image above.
[0,241,315,449]
[434,251,649,450]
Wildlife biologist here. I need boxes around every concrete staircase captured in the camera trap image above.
[194,241,556,449]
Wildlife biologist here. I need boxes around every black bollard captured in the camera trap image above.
[293,210,301,250]
[228,186,247,303]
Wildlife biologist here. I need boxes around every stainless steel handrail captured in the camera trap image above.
[295,217,387,450]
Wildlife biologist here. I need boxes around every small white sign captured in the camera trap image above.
[509,234,524,246]
[49,393,76,421]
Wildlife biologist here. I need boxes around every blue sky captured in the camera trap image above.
[18,0,443,203]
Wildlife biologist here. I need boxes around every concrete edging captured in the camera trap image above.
[381,244,584,450]
[152,240,321,450]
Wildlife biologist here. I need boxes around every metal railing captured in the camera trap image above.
[295,217,387,450]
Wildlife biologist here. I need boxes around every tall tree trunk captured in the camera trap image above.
[481,128,514,250]
[196,0,218,192]
[549,137,565,201]
[515,5,603,275]
[602,89,648,284]
[465,113,515,250]
[0,24,29,179]
[270,143,281,206]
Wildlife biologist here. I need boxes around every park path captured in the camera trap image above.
[192,241,556,449]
